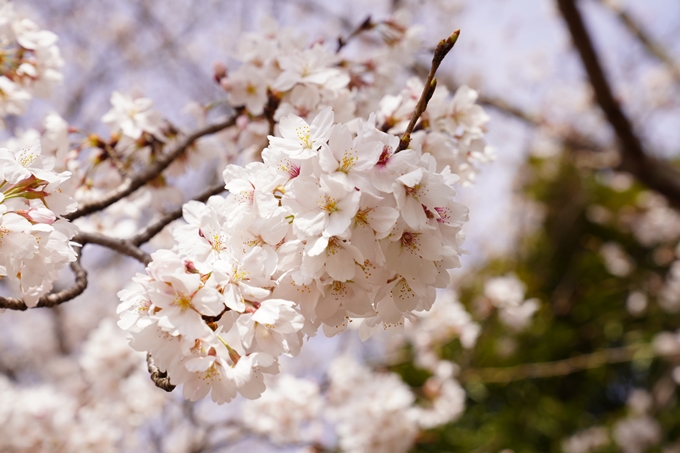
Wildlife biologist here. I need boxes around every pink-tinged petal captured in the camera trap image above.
[326,212,351,237]
[319,143,339,173]
[311,106,334,141]
[326,248,356,281]
[185,356,215,372]
[367,206,399,237]
[316,290,342,320]
[237,314,256,349]
[401,196,428,231]
[392,279,419,312]
[307,236,329,257]
[223,284,246,312]
[397,167,423,188]
[192,287,224,316]
[278,114,309,141]
[295,211,326,237]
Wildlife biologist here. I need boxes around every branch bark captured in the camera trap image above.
[76,231,152,265]
[556,0,680,207]
[147,352,176,392]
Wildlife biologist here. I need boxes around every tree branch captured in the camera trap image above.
[0,258,88,311]
[65,116,237,221]
[147,352,176,392]
[594,0,680,83]
[131,182,226,247]
[411,61,605,152]
[336,16,374,52]
[555,0,680,207]
[76,231,151,265]
[460,343,670,384]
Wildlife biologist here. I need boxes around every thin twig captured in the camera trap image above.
[131,182,226,246]
[396,30,460,152]
[0,258,88,311]
[459,343,670,384]
[147,352,176,392]
[65,116,237,221]
[410,61,604,152]
[594,0,680,83]
[555,0,680,208]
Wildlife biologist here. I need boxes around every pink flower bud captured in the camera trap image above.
[19,207,56,224]
[213,61,227,82]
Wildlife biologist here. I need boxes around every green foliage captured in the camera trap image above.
[405,153,680,452]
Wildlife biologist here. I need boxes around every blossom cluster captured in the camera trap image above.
[213,16,492,184]
[484,273,540,331]
[0,140,78,305]
[0,1,63,123]
[0,318,169,453]
[118,105,471,402]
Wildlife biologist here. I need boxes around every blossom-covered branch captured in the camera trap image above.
[64,116,238,221]
[0,258,87,311]
[131,182,226,246]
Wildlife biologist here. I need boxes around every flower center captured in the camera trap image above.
[17,148,37,167]
[296,125,312,149]
[174,292,193,310]
[318,194,339,213]
[339,149,358,173]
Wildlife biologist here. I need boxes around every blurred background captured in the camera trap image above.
[2,0,680,452]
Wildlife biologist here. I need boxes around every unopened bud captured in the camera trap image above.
[25,207,57,225]
[213,61,227,82]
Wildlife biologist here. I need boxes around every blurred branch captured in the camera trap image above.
[594,0,680,83]
[0,257,88,311]
[460,343,667,384]
[65,116,237,221]
[477,94,603,152]
[147,352,176,392]
[412,62,604,152]
[131,182,226,246]
[556,0,680,208]
[337,16,374,52]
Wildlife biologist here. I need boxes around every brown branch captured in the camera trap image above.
[337,16,374,52]
[64,116,237,221]
[556,0,680,207]
[397,30,460,152]
[76,231,151,265]
[460,343,669,384]
[147,352,176,392]
[0,258,88,311]
[477,94,603,153]
[594,0,680,83]
[131,182,226,247]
